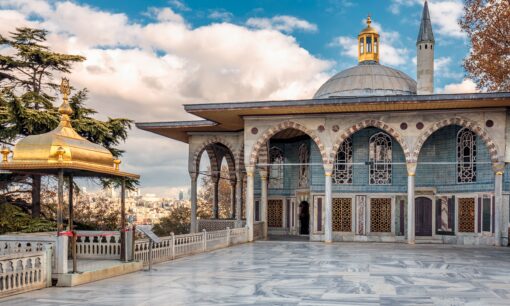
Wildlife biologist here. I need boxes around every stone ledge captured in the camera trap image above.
[55,261,143,287]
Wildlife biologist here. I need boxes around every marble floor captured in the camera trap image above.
[2,241,510,305]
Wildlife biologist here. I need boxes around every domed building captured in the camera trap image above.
[138,1,510,247]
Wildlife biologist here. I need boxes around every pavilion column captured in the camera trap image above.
[230,178,236,219]
[324,163,333,243]
[246,166,255,242]
[190,172,198,233]
[493,163,505,247]
[68,174,77,273]
[120,178,127,261]
[259,169,268,239]
[407,162,417,244]
[212,175,220,219]
[235,173,243,221]
[56,169,68,274]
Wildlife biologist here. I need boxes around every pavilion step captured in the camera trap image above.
[415,237,443,244]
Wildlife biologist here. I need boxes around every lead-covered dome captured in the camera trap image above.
[313,62,417,99]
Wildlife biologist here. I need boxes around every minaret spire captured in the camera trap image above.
[416,0,435,94]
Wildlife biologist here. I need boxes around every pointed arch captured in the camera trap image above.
[330,119,412,164]
[412,117,499,163]
[191,136,238,180]
[248,121,328,167]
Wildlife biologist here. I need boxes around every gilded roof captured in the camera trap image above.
[1,78,139,179]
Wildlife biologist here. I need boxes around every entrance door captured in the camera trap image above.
[299,201,310,235]
[415,197,433,236]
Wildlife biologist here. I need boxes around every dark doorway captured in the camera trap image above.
[299,201,310,235]
[415,197,433,236]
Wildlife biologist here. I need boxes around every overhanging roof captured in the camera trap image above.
[136,92,510,143]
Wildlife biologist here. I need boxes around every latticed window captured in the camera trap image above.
[269,146,284,189]
[332,198,352,232]
[333,137,353,184]
[298,143,309,188]
[457,128,477,183]
[369,132,392,185]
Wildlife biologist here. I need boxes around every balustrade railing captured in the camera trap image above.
[198,219,245,232]
[0,249,51,298]
[75,231,122,260]
[134,227,249,266]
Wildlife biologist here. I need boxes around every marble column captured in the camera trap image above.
[55,169,67,274]
[190,172,198,233]
[407,162,417,244]
[246,166,255,242]
[324,163,333,243]
[230,179,236,219]
[259,169,268,239]
[212,176,220,219]
[493,163,504,247]
[235,173,243,221]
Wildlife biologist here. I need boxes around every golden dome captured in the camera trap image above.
[359,15,378,35]
[0,78,138,178]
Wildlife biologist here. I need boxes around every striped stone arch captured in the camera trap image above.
[191,136,239,179]
[330,119,412,163]
[412,117,500,163]
[248,121,328,166]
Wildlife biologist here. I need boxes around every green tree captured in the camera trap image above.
[0,27,136,219]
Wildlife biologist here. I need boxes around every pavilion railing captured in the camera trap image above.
[134,226,249,266]
[0,248,52,298]
[75,231,122,260]
[198,219,245,232]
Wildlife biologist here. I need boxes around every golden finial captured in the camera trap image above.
[56,146,65,162]
[113,159,121,171]
[58,77,73,117]
[1,146,10,163]
[366,14,372,27]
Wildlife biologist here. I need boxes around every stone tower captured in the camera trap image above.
[417,0,435,95]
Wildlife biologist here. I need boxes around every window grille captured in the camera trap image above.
[269,146,284,189]
[333,137,353,184]
[298,143,309,188]
[457,128,477,183]
[369,132,392,185]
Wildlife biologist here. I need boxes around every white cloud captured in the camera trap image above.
[208,9,233,22]
[0,0,332,196]
[437,78,478,93]
[434,56,463,79]
[390,0,465,39]
[246,15,318,33]
[330,20,410,67]
[168,0,190,12]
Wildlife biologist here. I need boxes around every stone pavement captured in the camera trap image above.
[2,241,510,305]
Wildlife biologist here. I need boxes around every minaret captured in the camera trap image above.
[417,0,435,94]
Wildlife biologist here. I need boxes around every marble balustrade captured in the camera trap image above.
[75,231,122,260]
[134,227,250,266]
[0,249,51,298]
[197,219,245,232]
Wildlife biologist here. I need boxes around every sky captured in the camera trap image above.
[0,0,477,198]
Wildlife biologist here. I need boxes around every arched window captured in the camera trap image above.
[457,128,477,183]
[269,146,284,189]
[374,37,378,54]
[366,36,372,53]
[359,38,364,54]
[369,132,392,185]
[298,143,309,188]
[333,137,353,184]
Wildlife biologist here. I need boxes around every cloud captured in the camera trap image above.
[246,15,318,33]
[208,9,233,22]
[330,20,410,67]
[434,56,463,79]
[1,0,332,196]
[168,0,190,12]
[437,79,478,93]
[389,0,465,39]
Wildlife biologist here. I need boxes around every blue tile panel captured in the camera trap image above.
[257,126,495,196]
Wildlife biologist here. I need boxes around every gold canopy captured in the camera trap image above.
[358,14,380,63]
[1,78,139,179]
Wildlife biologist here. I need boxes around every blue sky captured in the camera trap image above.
[0,0,475,197]
[73,0,470,89]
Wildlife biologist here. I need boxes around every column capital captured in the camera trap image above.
[323,162,334,176]
[492,162,505,175]
[406,162,417,176]
[189,171,198,181]
[246,166,255,177]
[259,169,268,180]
